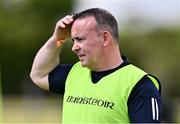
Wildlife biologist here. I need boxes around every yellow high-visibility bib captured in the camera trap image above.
[62,62,159,123]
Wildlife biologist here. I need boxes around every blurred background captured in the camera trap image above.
[0,0,179,123]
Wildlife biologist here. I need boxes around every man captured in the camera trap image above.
[30,8,162,123]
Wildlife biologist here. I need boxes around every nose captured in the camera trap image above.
[72,41,80,52]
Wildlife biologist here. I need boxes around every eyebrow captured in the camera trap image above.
[72,35,86,40]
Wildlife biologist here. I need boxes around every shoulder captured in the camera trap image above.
[129,75,161,99]
[128,75,162,122]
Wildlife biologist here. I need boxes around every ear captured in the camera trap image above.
[102,31,111,47]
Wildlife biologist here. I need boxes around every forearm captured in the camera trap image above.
[30,36,62,90]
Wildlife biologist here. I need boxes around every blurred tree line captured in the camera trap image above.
[0,0,180,122]
[0,0,73,95]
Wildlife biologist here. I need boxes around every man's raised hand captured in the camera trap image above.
[53,15,74,47]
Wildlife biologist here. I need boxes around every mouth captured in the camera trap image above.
[78,54,86,60]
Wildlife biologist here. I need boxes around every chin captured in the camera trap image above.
[80,61,86,67]
[80,61,89,68]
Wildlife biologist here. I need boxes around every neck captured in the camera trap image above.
[92,46,123,72]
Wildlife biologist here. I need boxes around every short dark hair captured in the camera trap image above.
[73,8,119,43]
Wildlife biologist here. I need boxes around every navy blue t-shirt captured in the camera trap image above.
[48,57,162,123]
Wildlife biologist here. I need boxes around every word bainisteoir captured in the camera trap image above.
[66,95,115,109]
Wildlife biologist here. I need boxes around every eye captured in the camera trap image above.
[76,37,83,42]
[73,37,85,43]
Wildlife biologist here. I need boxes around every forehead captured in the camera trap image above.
[71,16,97,33]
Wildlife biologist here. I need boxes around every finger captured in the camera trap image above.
[61,17,73,25]
[65,15,74,22]
[56,21,66,28]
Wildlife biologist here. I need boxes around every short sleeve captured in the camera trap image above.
[48,64,73,94]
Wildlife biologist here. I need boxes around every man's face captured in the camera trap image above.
[71,16,103,70]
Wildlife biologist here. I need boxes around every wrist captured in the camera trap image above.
[51,36,65,47]
[56,39,65,47]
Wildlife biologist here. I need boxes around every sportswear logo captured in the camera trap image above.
[151,98,159,120]
[66,95,115,109]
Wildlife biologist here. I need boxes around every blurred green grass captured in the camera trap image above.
[1,96,62,123]
[1,97,180,123]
